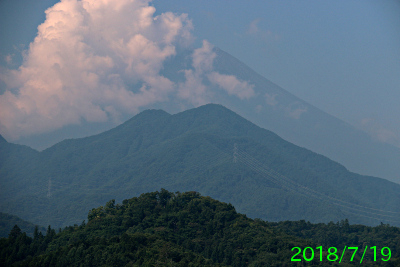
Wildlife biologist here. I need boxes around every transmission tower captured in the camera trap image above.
[233,143,238,163]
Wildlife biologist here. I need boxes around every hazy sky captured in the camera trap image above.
[1,0,400,147]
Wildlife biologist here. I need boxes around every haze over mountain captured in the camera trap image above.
[1,104,400,229]
[0,212,46,238]
[1,0,399,185]
[162,47,400,184]
[5,45,400,185]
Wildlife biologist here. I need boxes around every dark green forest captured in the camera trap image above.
[1,190,399,266]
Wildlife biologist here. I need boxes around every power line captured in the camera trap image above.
[232,144,400,223]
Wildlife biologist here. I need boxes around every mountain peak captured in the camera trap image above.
[180,103,241,118]
[192,103,234,116]
[122,108,171,126]
[137,109,171,117]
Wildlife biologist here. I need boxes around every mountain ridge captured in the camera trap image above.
[9,47,400,184]
[211,48,400,184]
[1,104,399,229]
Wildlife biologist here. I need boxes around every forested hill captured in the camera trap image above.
[0,212,45,238]
[1,190,399,266]
[1,104,400,229]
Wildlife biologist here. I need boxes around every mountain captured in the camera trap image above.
[210,48,400,184]
[13,47,400,185]
[0,212,46,238]
[1,190,399,266]
[1,104,399,229]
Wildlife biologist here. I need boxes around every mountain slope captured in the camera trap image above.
[0,212,46,238]
[155,47,400,184]
[0,136,40,203]
[13,47,400,185]
[1,104,400,229]
[210,48,400,184]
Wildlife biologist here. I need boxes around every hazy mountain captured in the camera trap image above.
[209,48,400,184]
[15,47,400,184]
[0,212,46,238]
[1,104,399,229]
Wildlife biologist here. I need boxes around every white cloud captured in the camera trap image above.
[285,102,308,119]
[0,0,193,140]
[247,18,280,43]
[178,40,255,105]
[178,69,210,106]
[207,72,254,99]
[0,1,255,141]
[192,40,216,74]
[248,19,261,35]
[177,40,216,106]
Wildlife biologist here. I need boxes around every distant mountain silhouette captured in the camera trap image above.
[210,48,400,184]
[0,212,45,238]
[14,47,400,184]
[1,104,399,229]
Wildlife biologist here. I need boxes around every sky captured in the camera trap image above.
[1,0,400,148]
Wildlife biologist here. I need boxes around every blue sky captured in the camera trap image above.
[1,0,400,147]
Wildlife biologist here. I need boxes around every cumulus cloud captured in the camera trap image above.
[177,69,209,106]
[247,19,280,43]
[177,40,216,105]
[207,72,254,99]
[248,19,261,35]
[191,40,216,74]
[0,0,193,140]
[0,0,255,141]
[285,102,308,120]
[178,40,255,105]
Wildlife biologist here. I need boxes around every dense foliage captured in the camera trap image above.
[1,190,399,266]
[271,220,400,266]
